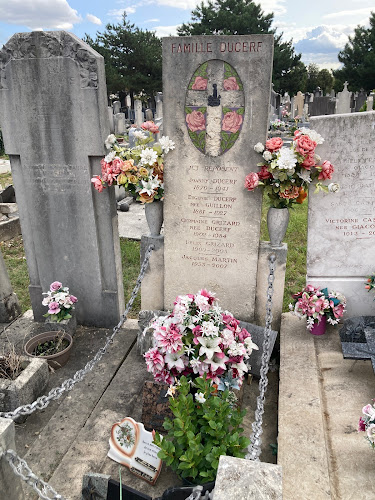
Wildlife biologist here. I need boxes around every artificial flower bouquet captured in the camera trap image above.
[245,128,339,208]
[153,375,250,484]
[290,285,346,330]
[365,274,375,299]
[358,401,375,449]
[91,121,175,203]
[144,289,258,388]
[42,281,78,322]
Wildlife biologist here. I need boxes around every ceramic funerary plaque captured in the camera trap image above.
[163,36,273,322]
[108,416,162,485]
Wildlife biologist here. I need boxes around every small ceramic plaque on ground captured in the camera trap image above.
[108,416,162,485]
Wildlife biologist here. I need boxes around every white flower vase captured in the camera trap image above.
[145,201,164,236]
[267,207,289,248]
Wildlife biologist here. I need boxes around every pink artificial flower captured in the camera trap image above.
[154,369,174,385]
[222,314,240,331]
[70,295,78,303]
[301,153,315,169]
[258,165,272,180]
[265,137,283,152]
[50,281,62,292]
[141,121,160,134]
[144,347,165,374]
[91,175,104,192]
[294,134,316,156]
[222,111,243,133]
[195,293,210,312]
[318,160,334,180]
[154,325,183,353]
[112,158,124,175]
[191,76,208,90]
[244,172,259,191]
[237,328,251,343]
[48,301,61,315]
[279,186,300,200]
[198,289,216,305]
[223,77,239,91]
[192,325,202,336]
[358,417,366,432]
[186,110,206,132]
[101,159,111,174]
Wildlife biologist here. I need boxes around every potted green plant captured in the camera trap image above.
[153,375,250,485]
[24,330,73,369]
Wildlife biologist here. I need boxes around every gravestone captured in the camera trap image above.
[0,31,124,326]
[134,99,143,126]
[336,81,351,114]
[366,94,374,111]
[145,108,153,121]
[295,91,304,117]
[355,89,367,111]
[114,112,126,135]
[309,96,335,116]
[307,111,375,316]
[113,100,121,114]
[155,92,163,119]
[162,35,273,321]
[108,106,115,133]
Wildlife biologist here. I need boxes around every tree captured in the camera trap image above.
[177,0,305,96]
[317,69,333,95]
[84,14,162,99]
[306,63,320,93]
[333,12,375,92]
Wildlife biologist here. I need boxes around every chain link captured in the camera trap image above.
[0,449,64,500]
[0,244,155,420]
[246,252,276,461]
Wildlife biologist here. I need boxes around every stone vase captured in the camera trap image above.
[267,207,289,247]
[44,311,77,337]
[310,316,327,336]
[145,201,164,236]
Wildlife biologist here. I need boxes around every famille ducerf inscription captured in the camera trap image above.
[163,35,273,321]
[307,112,375,316]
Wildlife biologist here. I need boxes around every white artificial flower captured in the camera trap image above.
[228,341,246,357]
[263,150,273,161]
[201,321,219,337]
[195,392,206,404]
[299,127,324,144]
[104,151,116,163]
[314,154,321,163]
[328,183,340,193]
[139,175,161,196]
[254,142,264,153]
[297,169,312,183]
[159,136,175,154]
[42,296,52,306]
[140,148,158,166]
[105,134,117,149]
[133,130,148,140]
[366,424,375,443]
[197,336,222,360]
[306,317,315,330]
[164,352,185,371]
[244,337,259,355]
[327,317,339,325]
[184,344,195,356]
[276,147,298,170]
[204,353,228,372]
[190,357,203,374]
[166,385,177,398]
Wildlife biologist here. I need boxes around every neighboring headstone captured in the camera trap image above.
[0,250,21,322]
[0,418,24,500]
[145,108,153,121]
[295,91,304,117]
[309,96,335,116]
[307,112,375,316]
[366,93,374,111]
[134,99,143,126]
[155,92,163,119]
[107,106,114,134]
[163,35,273,321]
[0,31,125,326]
[114,112,126,135]
[336,81,351,114]
[113,100,121,114]
[213,456,282,500]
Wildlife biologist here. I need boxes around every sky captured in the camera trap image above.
[0,0,373,70]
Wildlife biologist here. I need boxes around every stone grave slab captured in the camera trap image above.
[307,112,375,316]
[163,35,273,322]
[0,31,124,326]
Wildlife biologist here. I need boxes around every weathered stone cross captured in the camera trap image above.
[186,60,244,156]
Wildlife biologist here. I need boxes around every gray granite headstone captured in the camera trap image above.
[114,112,126,135]
[307,112,375,316]
[295,91,304,117]
[0,31,125,326]
[155,92,163,118]
[113,100,121,114]
[336,81,351,114]
[134,99,143,125]
[107,106,114,133]
[163,35,273,321]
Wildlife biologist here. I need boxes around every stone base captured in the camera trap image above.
[140,235,164,311]
[43,313,77,337]
[213,456,282,499]
[254,242,287,331]
[0,418,24,499]
[0,216,21,242]
[0,293,21,323]
[0,357,49,423]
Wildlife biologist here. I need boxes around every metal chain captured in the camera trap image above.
[0,244,155,420]
[0,449,64,500]
[246,252,276,461]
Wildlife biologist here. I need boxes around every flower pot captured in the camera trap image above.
[310,316,327,336]
[145,200,164,236]
[24,331,73,369]
[267,207,289,247]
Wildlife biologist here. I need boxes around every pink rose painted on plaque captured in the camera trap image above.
[318,160,334,180]
[186,110,206,132]
[223,77,239,90]
[222,111,243,133]
[191,76,208,90]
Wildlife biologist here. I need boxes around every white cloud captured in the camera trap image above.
[153,0,202,8]
[108,7,136,20]
[144,18,160,23]
[260,0,287,17]
[86,14,102,25]
[0,0,81,30]
[153,24,179,37]
[323,7,373,21]
[294,25,353,55]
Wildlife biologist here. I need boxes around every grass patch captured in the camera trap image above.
[260,198,308,311]
[0,171,12,189]
[120,238,142,318]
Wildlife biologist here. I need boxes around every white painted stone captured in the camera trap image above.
[113,101,121,114]
[307,112,375,316]
[162,35,273,321]
[108,416,162,485]
[335,81,351,114]
[134,100,143,126]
